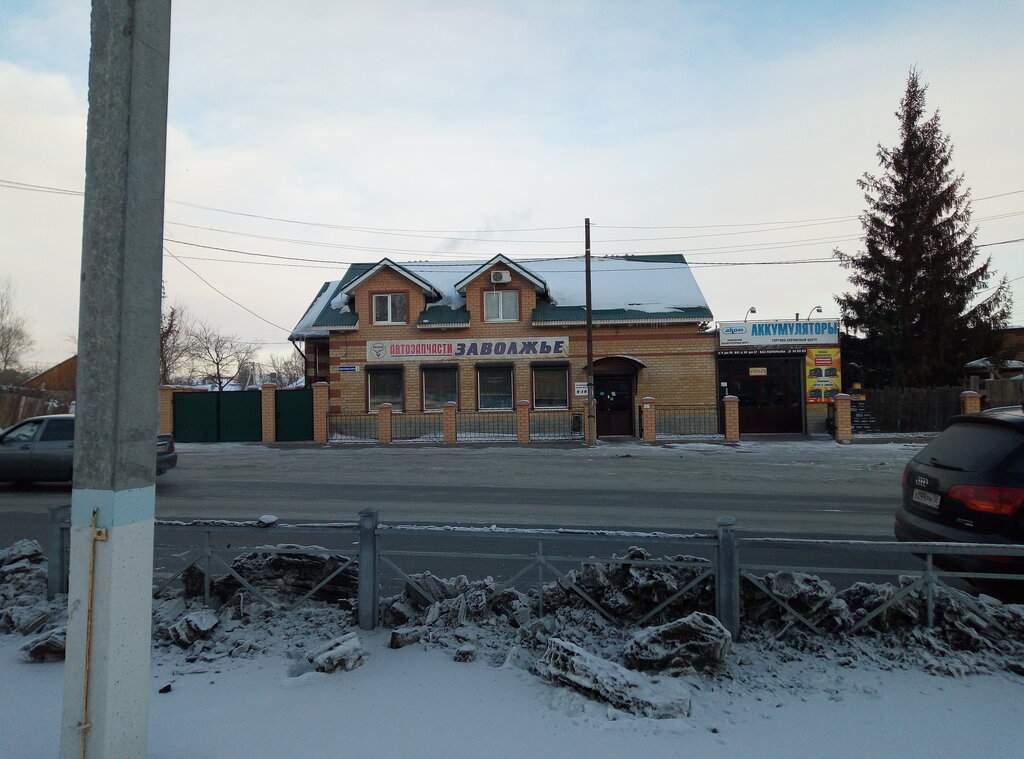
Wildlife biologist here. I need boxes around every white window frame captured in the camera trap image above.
[483,289,519,322]
[373,292,408,325]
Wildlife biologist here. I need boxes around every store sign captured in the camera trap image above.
[366,337,569,361]
[806,348,841,404]
[719,319,839,347]
[749,367,767,376]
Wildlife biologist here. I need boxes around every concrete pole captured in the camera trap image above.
[60,2,171,758]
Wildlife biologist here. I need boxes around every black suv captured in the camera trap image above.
[894,407,1024,578]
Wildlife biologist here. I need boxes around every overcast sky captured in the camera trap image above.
[2,0,1022,367]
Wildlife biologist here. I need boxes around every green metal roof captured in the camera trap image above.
[416,306,471,327]
[531,303,712,324]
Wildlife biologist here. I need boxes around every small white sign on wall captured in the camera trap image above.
[574,382,589,397]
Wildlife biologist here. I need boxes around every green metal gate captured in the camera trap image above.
[172,391,262,442]
[276,389,313,441]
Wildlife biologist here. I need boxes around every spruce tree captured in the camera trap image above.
[834,69,1011,388]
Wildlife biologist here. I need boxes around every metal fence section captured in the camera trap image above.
[391,412,444,443]
[47,511,1024,642]
[654,404,721,438]
[864,387,963,432]
[328,413,379,443]
[455,410,516,441]
[529,410,584,440]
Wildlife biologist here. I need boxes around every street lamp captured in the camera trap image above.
[743,306,757,322]
[805,305,823,320]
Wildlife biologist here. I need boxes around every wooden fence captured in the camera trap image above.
[983,379,1023,409]
[0,389,72,429]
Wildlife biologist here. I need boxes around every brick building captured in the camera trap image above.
[289,254,717,438]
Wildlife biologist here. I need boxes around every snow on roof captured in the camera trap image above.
[291,255,710,338]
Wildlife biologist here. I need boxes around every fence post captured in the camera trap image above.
[832,393,852,444]
[261,384,277,443]
[722,395,740,443]
[641,397,656,443]
[377,403,393,444]
[47,503,71,599]
[516,400,531,444]
[960,390,981,415]
[158,385,175,435]
[715,516,741,640]
[358,508,380,630]
[442,401,457,443]
[312,382,329,443]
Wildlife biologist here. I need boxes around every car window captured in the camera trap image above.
[3,420,43,443]
[40,418,75,442]
[913,421,1024,472]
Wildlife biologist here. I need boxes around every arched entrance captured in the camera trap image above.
[594,356,645,437]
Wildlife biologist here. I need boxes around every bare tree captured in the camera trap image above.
[160,302,198,384]
[268,350,305,388]
[0,277,34,375]
[189,321,259,390]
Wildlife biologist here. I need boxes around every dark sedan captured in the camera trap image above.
[894,407,1024,581]
[0,414,177,483]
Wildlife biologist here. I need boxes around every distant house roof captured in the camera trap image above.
[290,253,713,340]
[22,355,77,390]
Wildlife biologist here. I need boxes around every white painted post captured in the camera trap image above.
[60,2,171,757]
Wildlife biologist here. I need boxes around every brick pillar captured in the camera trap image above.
[261,384,277,443]
[312,382,329,443]
[377,403,393,444]
[723,395,740,443]
[833,393,852,444]
[442,401,457,444]
[960,390,982,415]
[641,396,656,444]
[516,400,531,444]
[158,386,174,435]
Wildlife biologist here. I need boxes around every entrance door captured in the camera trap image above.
[595,375,634,436]
[719,357,804,433]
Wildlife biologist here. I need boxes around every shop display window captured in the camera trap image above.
[533,365,569,409]
[478,366,513,409]
[368,367,404,411]
[422,367,458,410]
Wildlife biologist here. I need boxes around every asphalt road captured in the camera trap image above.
[0,437,918,539]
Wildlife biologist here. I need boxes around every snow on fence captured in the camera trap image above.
[46,506,1024,642]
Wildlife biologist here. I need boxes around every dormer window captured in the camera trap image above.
[373,293,408,324]
[484,290,518,322]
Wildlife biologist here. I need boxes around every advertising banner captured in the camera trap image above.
[719,319,840,347]
[366,337,569,361]
[806,348,841,403]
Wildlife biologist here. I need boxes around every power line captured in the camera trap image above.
[5,176,1023,236]
[164,248,292,333]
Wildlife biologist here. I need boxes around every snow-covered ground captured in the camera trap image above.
[3,629,1022,759]
[4,525,1024,759]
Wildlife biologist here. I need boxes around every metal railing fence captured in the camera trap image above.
[328,413,378,443]
[47,508,1024,642]
[528,410,584,440]
[455,410,516,441]
[654,404,721,438]
[391,412,444,443]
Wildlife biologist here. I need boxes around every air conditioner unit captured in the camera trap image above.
[490,270,512,284]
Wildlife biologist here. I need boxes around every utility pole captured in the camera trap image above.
[60,2,171,757]
[585,218,596,446]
